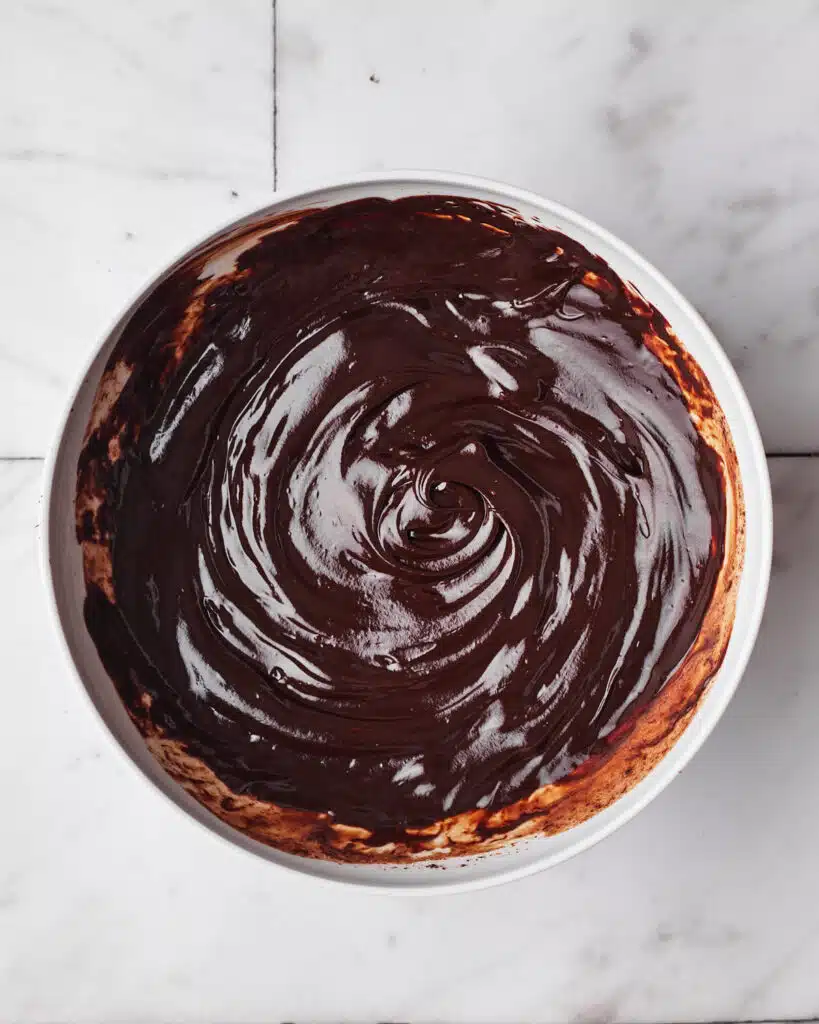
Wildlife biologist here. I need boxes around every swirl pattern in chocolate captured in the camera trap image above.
[76,195,739,861]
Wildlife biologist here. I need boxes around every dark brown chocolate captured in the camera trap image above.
[77,195,730,852]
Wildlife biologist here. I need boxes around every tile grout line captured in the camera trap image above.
[272,0,278,191]
[695,1018,819,1024]
[765,452,818,460]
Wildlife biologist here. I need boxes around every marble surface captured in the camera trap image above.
[2,1,818,1021]
[278,0,819,454]
[0,0,272,457]
[0,456,812,1024]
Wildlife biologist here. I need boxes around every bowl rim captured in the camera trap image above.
[41,169,773,893]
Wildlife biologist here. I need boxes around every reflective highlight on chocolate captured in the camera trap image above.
[77,195,731,857]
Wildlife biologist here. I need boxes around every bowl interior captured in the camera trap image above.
[44,173,772,891]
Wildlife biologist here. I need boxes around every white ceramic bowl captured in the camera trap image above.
[43,171,772,892]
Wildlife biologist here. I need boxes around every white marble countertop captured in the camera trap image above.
[2,2,818,1021]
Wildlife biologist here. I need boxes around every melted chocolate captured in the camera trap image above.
[78,195,726,835]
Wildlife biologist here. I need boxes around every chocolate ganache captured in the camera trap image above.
[76,194,742,861]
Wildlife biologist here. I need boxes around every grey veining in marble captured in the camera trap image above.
[0,457,814,1023]
[278,0,819,452]
[2,1,817,1020]
[0,0,273,458]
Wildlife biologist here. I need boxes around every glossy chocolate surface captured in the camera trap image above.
[77,195,727,840]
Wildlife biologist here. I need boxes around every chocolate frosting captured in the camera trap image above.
[77,195,730,849]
